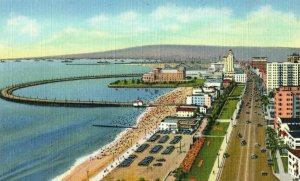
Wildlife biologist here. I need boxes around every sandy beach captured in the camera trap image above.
[57,87,192,181]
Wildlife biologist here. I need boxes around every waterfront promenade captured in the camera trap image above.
[0,73,190,107]
[0,74,140,107]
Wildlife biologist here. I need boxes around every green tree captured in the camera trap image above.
[124,79,128,84]
[138,178,146,181]
[268,91,274,98]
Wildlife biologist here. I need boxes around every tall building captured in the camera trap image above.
[223,49,235,77]
[288,53,300,63]
[251,57,267,70]
[266,62,300,93]
[274,87,300,118]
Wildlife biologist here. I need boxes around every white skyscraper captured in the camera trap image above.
[224,49,235,77]
[266,62,300,93]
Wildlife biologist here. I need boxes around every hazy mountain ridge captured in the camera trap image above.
[52,45,300,62]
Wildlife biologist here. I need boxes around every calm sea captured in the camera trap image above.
[0,60,171,181]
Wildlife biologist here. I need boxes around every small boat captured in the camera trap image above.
[61,60,73,63]
[14,60,21,62]
[133,98,143,107]
[0,60,5,63]
[97,61,110,64]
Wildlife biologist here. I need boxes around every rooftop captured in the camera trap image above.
[234,68,244,74]
[161,69,178,73]
[275,86,300,92]
[290,131,300,138]
[288,125,300,132]
[176,106,197,112]
[205,79,222,84]
[252,57,268,61]
[267,62,300,64]
[288,149,300,158]
[280,118,300,124]
[163,116,201,123]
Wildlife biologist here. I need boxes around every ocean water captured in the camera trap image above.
[0,60,171,181]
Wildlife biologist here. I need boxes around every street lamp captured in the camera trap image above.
[217,152,220,168]
[225,131,228,143]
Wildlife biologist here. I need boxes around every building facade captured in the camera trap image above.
[274,87,300,118]
[223,49,235,78]
[234,73,247,83]
[266,62,300,93]
[288,53,300,63]
[204,79,223,90]
[142,67,186,83]
[159,117,201,131]
[193,87,219,99]
[288,149,300,179]
[251,57,267,70]
[176,106,197,117]
[186,94,212,108]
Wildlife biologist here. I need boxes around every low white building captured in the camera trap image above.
[193,86,219,99]
[199,106,207,114]
[234,73,247,83]
[288,149,300,179]
[175,106,207,117]
[204,79,222,90]
[159,118,178,131]
[176,106,197,117]
[186,70,207,79]
[278,124,300,149]
[209,61,224,72]
[234,68,247,83]
[276,117,300,179]
[159,117,201,131]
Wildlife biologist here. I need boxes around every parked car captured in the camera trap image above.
[251,154,258,159]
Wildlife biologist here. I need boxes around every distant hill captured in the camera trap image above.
[52,45,300,62]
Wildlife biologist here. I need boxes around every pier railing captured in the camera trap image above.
[0,74,144,107]
[0,73,188,107]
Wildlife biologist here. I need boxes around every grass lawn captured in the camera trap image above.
[281,157,288,173]
[109,79,205,88]
[272,152,279,173]
[230,85,245,97]
[218,99,239,119]
[209,122,230,136]
[183,137,224,181]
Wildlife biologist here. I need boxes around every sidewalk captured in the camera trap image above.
[273,150,292,181]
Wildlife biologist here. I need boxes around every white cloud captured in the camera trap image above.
[119,11,138,21]
[151,5,232,23]
[43,27,106,45]
[163,24,181,32]
[7,15,40,36]
[88,15,108,26]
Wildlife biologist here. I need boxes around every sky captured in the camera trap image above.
[0,0,300,59]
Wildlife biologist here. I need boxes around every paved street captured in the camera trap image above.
[219,73,278,181]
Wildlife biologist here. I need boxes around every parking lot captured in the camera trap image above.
[103,132,193,181]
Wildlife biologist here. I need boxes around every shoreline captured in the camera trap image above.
[52,108,150,181]
[56,87,192,181]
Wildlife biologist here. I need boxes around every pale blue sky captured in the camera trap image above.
[0,0,300,58]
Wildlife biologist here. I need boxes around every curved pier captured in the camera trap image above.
[0,74,145,107]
